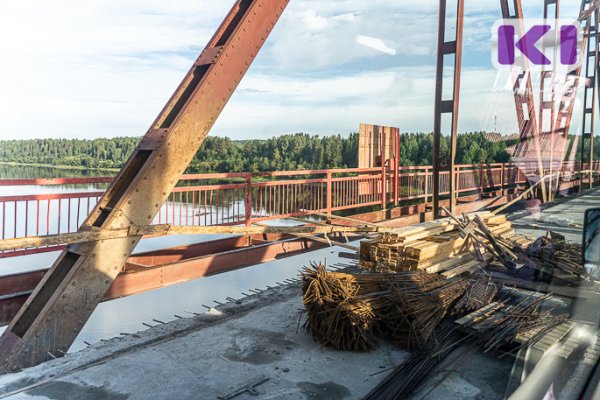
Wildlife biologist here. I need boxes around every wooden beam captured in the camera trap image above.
[288,216,373,238]
[0,224,379,253]
[299,209,392,229]
[253,222,359,251]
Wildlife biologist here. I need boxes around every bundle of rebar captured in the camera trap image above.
[524,233,587,279]
[383,278,468,349]
[464,292,569,353]
[451,276,500,315]
[301,263,469,351]
[363,320,461,400]
[301,262,391,351]
[365,292,568,400]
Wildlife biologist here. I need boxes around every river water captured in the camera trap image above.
[0,165,351,352]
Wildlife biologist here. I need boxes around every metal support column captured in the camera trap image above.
[0,0,290,372]
[432,0,464,219]
[541,0,559,199]
[581,8,599,189]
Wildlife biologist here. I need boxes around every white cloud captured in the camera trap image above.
[0,0,589,140]
[355,35,397,56]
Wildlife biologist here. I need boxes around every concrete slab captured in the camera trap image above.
[0,284,409,400]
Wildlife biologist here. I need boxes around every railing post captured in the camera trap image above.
[479,164,484,195]
[244,173,252,227]
[393,160,399,206]
[381,163,387,209]
[454,166,459,204]
[326,170,332,216]
[424,167,429,205]
[393,128,400,206]
[500,163,505,196]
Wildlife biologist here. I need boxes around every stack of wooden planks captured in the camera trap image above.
[482,213,533,248]
[359,212,532,278]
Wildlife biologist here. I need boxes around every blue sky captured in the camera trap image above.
[0,0,588,140]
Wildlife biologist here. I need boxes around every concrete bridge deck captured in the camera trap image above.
[0,188,598,400]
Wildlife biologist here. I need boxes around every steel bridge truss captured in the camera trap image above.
[0,0,291,372]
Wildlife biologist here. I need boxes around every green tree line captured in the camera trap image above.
[2,131,592,173]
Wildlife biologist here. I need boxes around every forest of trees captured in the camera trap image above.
[0,132,595,173]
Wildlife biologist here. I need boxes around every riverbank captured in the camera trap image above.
[0,162,119,174]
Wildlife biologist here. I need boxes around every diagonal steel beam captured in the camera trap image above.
[0,0,290,372]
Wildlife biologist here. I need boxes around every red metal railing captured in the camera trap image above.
[0,161,598,258]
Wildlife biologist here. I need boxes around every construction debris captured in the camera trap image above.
[295,203,600,400]
[363,321,461,400]
[364,292,568,400]
[300,211,588,399]
[301,263,388,351]
[524,232,588,280]
[451,276,500,315]
[456,292,568,353]
[359,211,531,276]
[303,212,579,351]
[301,263,469,351]
[383,277,468,349]
[357,209,590,284]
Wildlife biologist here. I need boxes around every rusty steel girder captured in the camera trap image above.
[432,0,464,219]
[0,0,290,372]
[0,234,335,327]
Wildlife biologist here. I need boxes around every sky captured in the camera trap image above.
[0,0,589,140]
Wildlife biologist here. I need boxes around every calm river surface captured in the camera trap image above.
[0,165,350,352]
